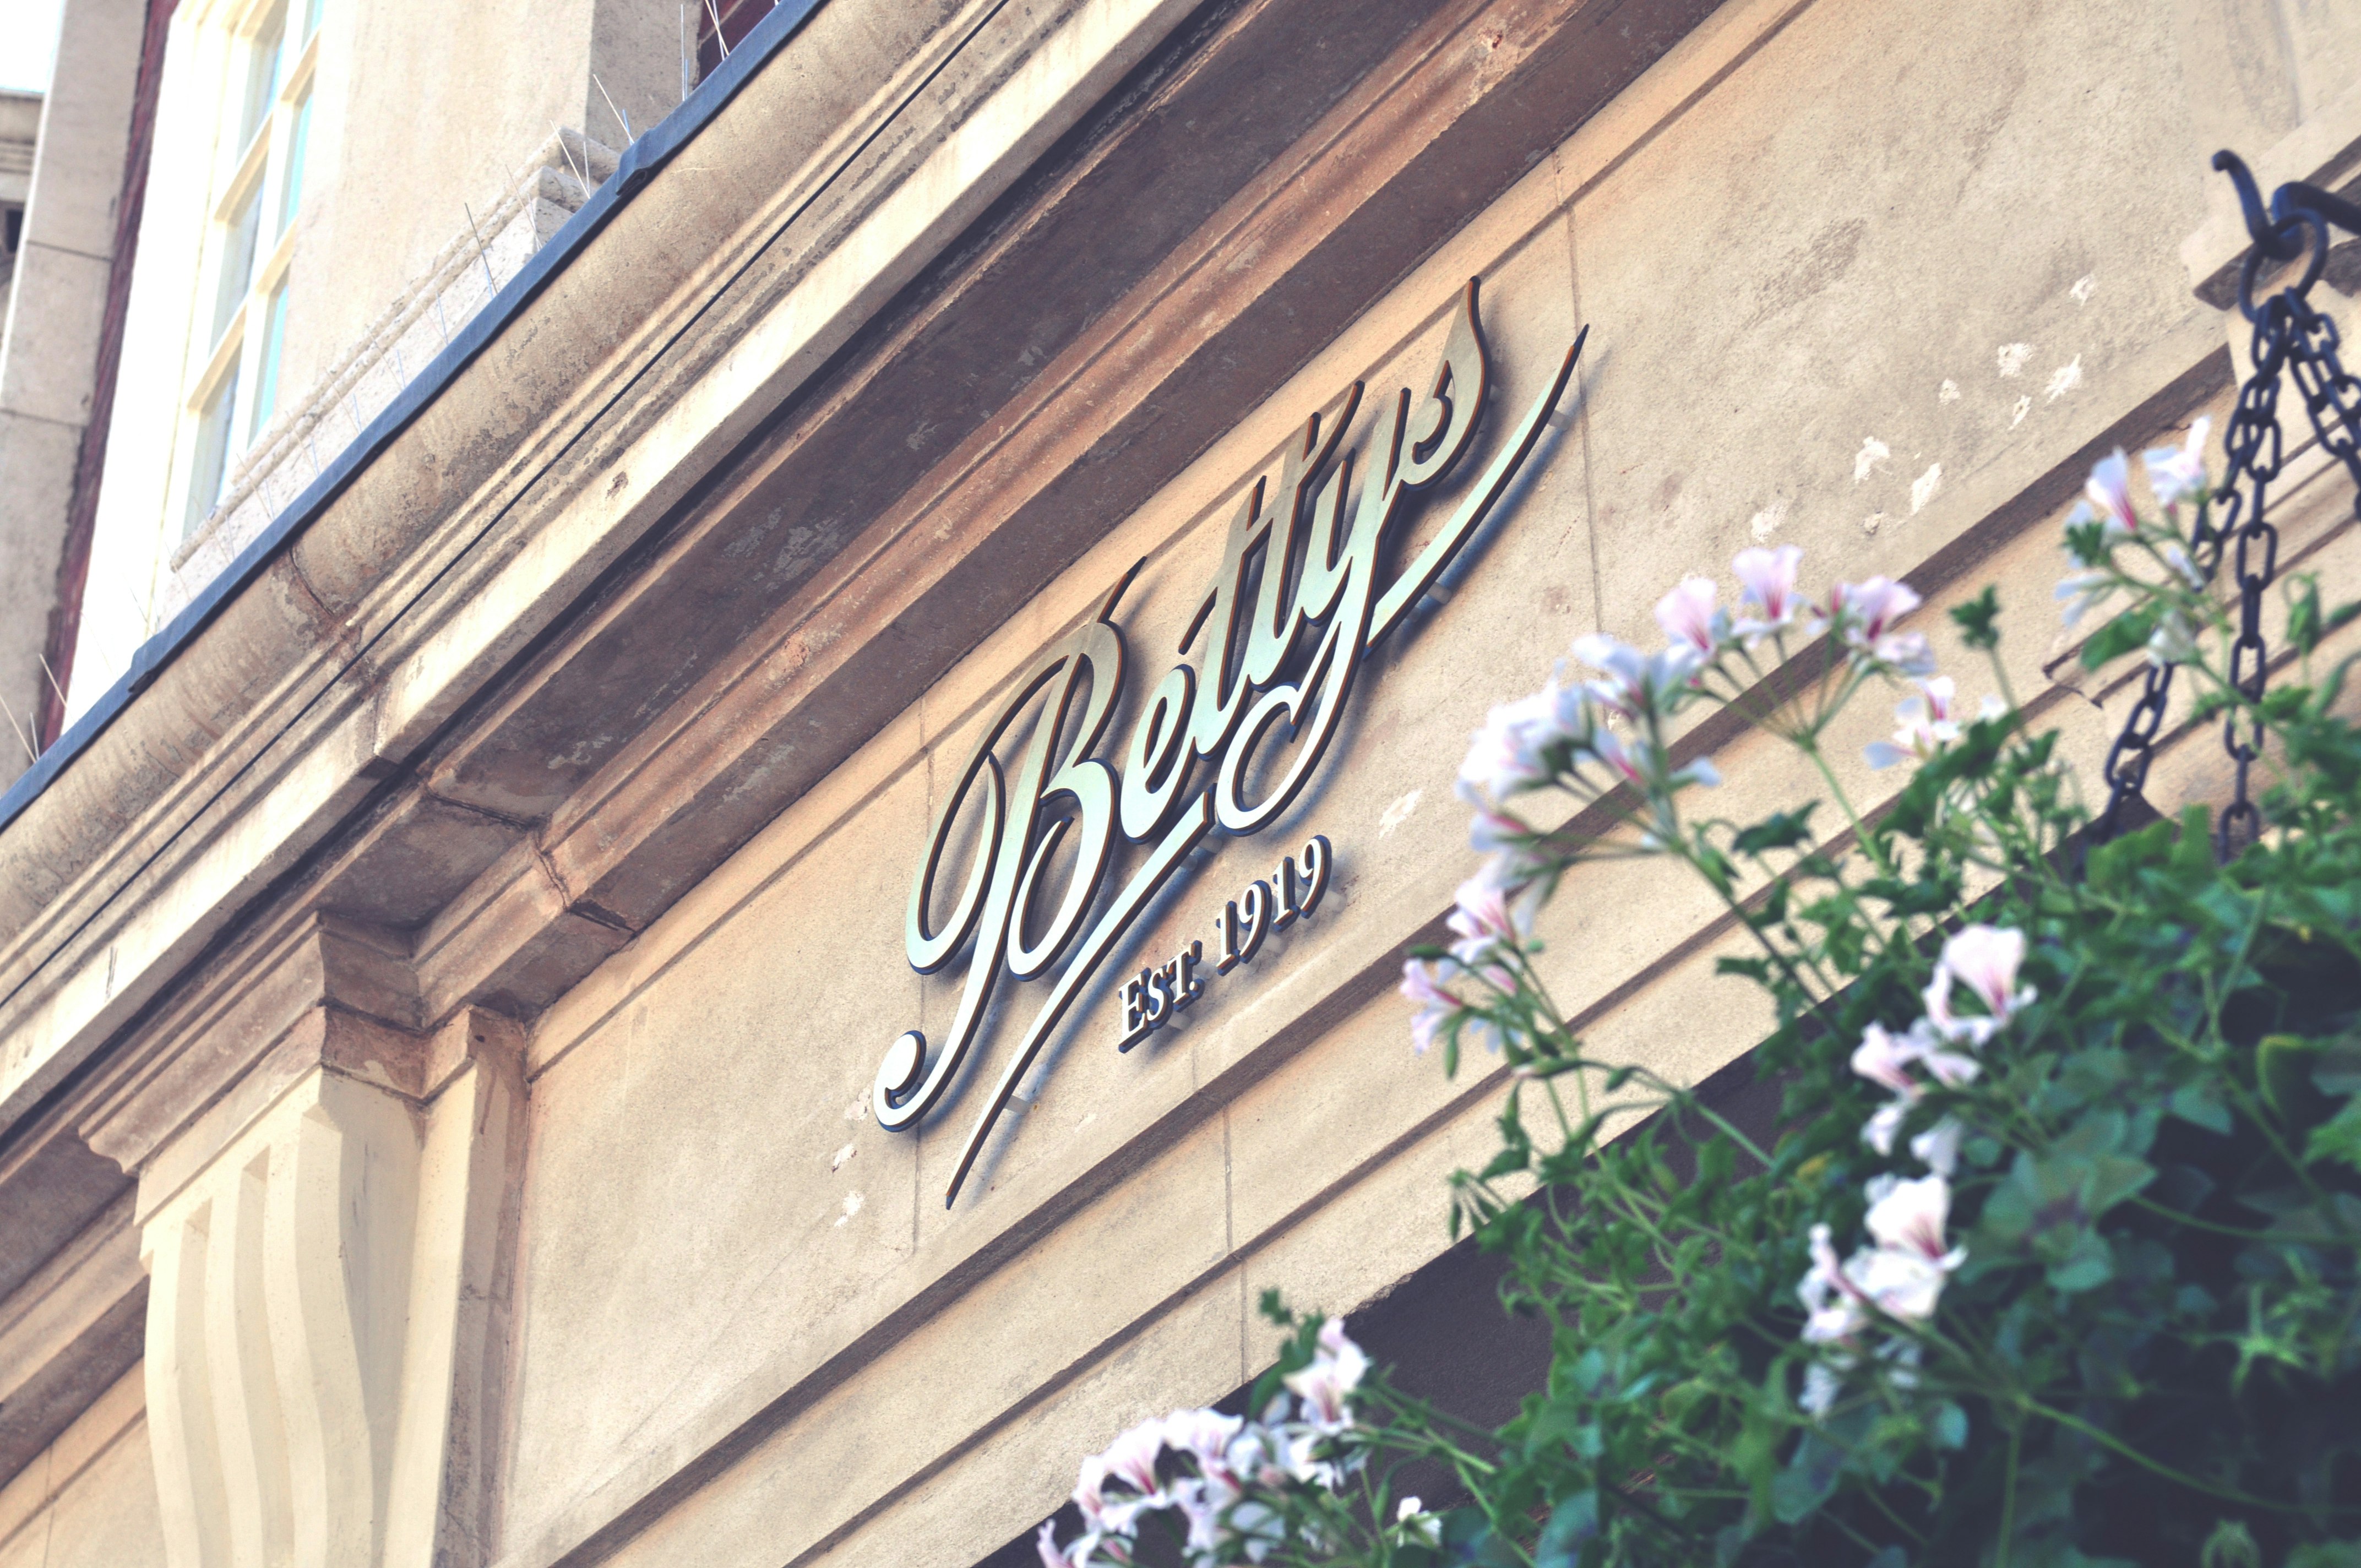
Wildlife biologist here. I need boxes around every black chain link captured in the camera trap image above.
[2090,155,2361,861]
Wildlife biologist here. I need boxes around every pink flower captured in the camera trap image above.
[1400,960,1461,1056]
[1655,575,1725,655]
[2086,449,2140,537]
[2143,418,2210,513]
[1733,545,1804,639]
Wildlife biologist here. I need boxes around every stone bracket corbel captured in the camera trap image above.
[78,908,528,1568]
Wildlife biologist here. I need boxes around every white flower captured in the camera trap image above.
[1918,1042,1981,1087]
[1851,1021,1925,1097]
[1570,634,1702,721]
[1446,876,1523,961]
[1864,1174,1962,1264]
[1852,1017,1977,1129]
[1283,1318,1368,1434]
[2142,417,2210,512]
[1935,924,2034,1032]
[1910,1116,1964,1177]
[1862,1097,1912,1157]
[1824,576,1933,674]
[1038,1523,1127,1568]
[1655,575,1726,655]
[1733,545,1805,641]
[1799,1359,1846,1417]
[1394,1496,1441,1545]
[2055,567,2116,629]
[1798,1223,1870,1343]
[1864,677,1961,769]
[1853,1174,1966,1321]
[1162,1409,1244,1474]
[1825,575,1922,643]
[1457,688,1566,803]
[2147,607,2199,666]
[1467,807,1529,859]
[2086,449,2140,538]
[1444,878,1525,993]
[1400,960,1461,1057]
[1841,1237,1955,1322]
[2161,542,2205,589]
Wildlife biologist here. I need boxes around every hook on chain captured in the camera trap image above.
[2091,151,2361,863]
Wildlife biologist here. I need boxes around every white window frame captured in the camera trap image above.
[168,0,322,541]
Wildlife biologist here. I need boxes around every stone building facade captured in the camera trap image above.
[2,2,2359,1566]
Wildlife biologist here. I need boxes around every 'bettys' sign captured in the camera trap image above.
[875,281,1584,1205]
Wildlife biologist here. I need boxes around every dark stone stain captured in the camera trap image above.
[1749,217,1867,328]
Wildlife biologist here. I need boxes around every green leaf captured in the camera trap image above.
[1949,585,2002,651]
[2304,1097,2361,1174]
[1734,806,1817,856]
[2260,1035,2330,1125]
[2290,578,2325,657]
[2080,603,2162,669]
[2200,1519,2264,1568]
[1932,1401,1970,1450]
[1769,1433,1844,1523]
[1533,1491,1600,1568]
[2169,1077,2234,1135]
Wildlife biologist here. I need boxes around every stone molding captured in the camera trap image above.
[0,1189,146,1490]
[0,0,1210,1130]
[161,133,620,626]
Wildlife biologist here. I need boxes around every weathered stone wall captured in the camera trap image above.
[0,1371,165,1568]
[10,2,2361,1567]
[485,2,2352,1565]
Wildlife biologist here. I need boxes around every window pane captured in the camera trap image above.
[186,364,242,539]
[278,91,309,234]
[302,0,323,40]
[237,4,286,152]
[211,184,262,345]
[250,279,289,439]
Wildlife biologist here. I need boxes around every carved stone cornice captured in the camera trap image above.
[0,0,1728,1155]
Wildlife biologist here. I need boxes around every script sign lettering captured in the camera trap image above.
[877,280,1585,1205]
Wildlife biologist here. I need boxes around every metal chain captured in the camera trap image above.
[2090,156,2361,861]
